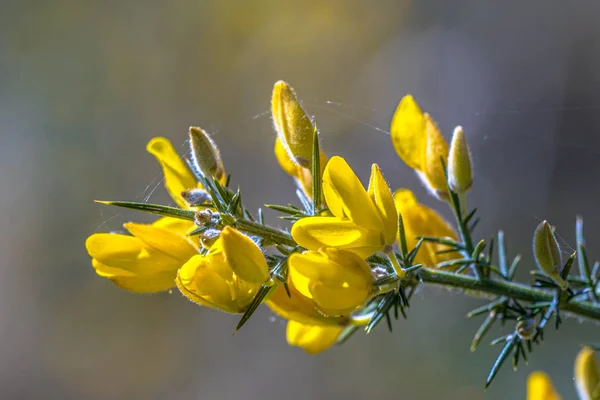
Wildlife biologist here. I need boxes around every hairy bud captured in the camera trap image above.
[448,126,473,194]
[516,317,536,340]
[194,209,213,226]
[271,80,315,168]
[189,126,225,181]
[181,188,212,206]
[201,228,221,248]
[533,221,568,290]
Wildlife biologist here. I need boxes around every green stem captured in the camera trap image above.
[419,268,600,320]
[235,220,600,322]
[233,218,297,247]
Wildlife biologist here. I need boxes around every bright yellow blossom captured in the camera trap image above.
[175,226,270,313]
[292,156,397,258]
[288,248,374,316]
[266,279,347,327]
[286,321,343,354]
[527,372,562,400]
[575,346,600,400]
[390,95,450,200]
[393,189,458,266]
[86,137,201,292]
[86,218,199,293]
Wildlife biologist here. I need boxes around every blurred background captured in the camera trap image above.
[2,0,600,398]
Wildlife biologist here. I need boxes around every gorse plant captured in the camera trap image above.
[86,80,600,397]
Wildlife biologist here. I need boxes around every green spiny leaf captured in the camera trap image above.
[311,126,321,214]
[485,336,517,388]
[95,201,195,220]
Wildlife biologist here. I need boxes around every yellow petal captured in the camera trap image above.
[124,222,198,262]
[575,346,600,400]
[85,233,179,274]
[220,227,269,283]
[286,321,343,354]
[527,372,562,400]
[152,217,196,235]
[146,137,198,208]
[266,282,346,326]
[271,81,314,168]
[288,250,372,315]
[322,156,383,231]
[421,114,449,199]
[92,260,176,293]
[390,95,427,171]
[291,217,382,258]
[394,189,458,266]
[176,255,242,313]
[367,164,398,245]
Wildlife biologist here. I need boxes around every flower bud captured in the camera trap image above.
[447,126,473,194]
[194,209,213,226]
[271,80,315,168]
[201,228,221,248]
[516,317,536,340]
[575,346,600,400]
[189,126,225,181]
[533,221,568,290]
[181,188,212,206]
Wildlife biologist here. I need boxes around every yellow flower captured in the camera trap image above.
[527,372,562,400]
[390,95,449,200]
[575,346,600,400]
[274,137,328,199]
[393,189,458,266]
[288,248,373,315]
[286,320,343,354]
[86,218,199,293]
[291,156,397,258]
[86,137,201,292]
[175,227,270,313]
[266,278,347,327]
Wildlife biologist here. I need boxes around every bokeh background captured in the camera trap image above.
[2,1,600,398]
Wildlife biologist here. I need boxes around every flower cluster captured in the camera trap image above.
[86,80,600,393]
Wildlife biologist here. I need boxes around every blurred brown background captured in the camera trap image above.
[2,1,600,399]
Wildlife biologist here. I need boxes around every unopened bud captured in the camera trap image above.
[181,188,212,206]
[575,346,600,400]
[201,228,221,248]
[516,317,536,340]
[271,80,315,168]
[533,221,568,290]
[448,126,473,194]
[189,126,225,181]
[194,209,213,226]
